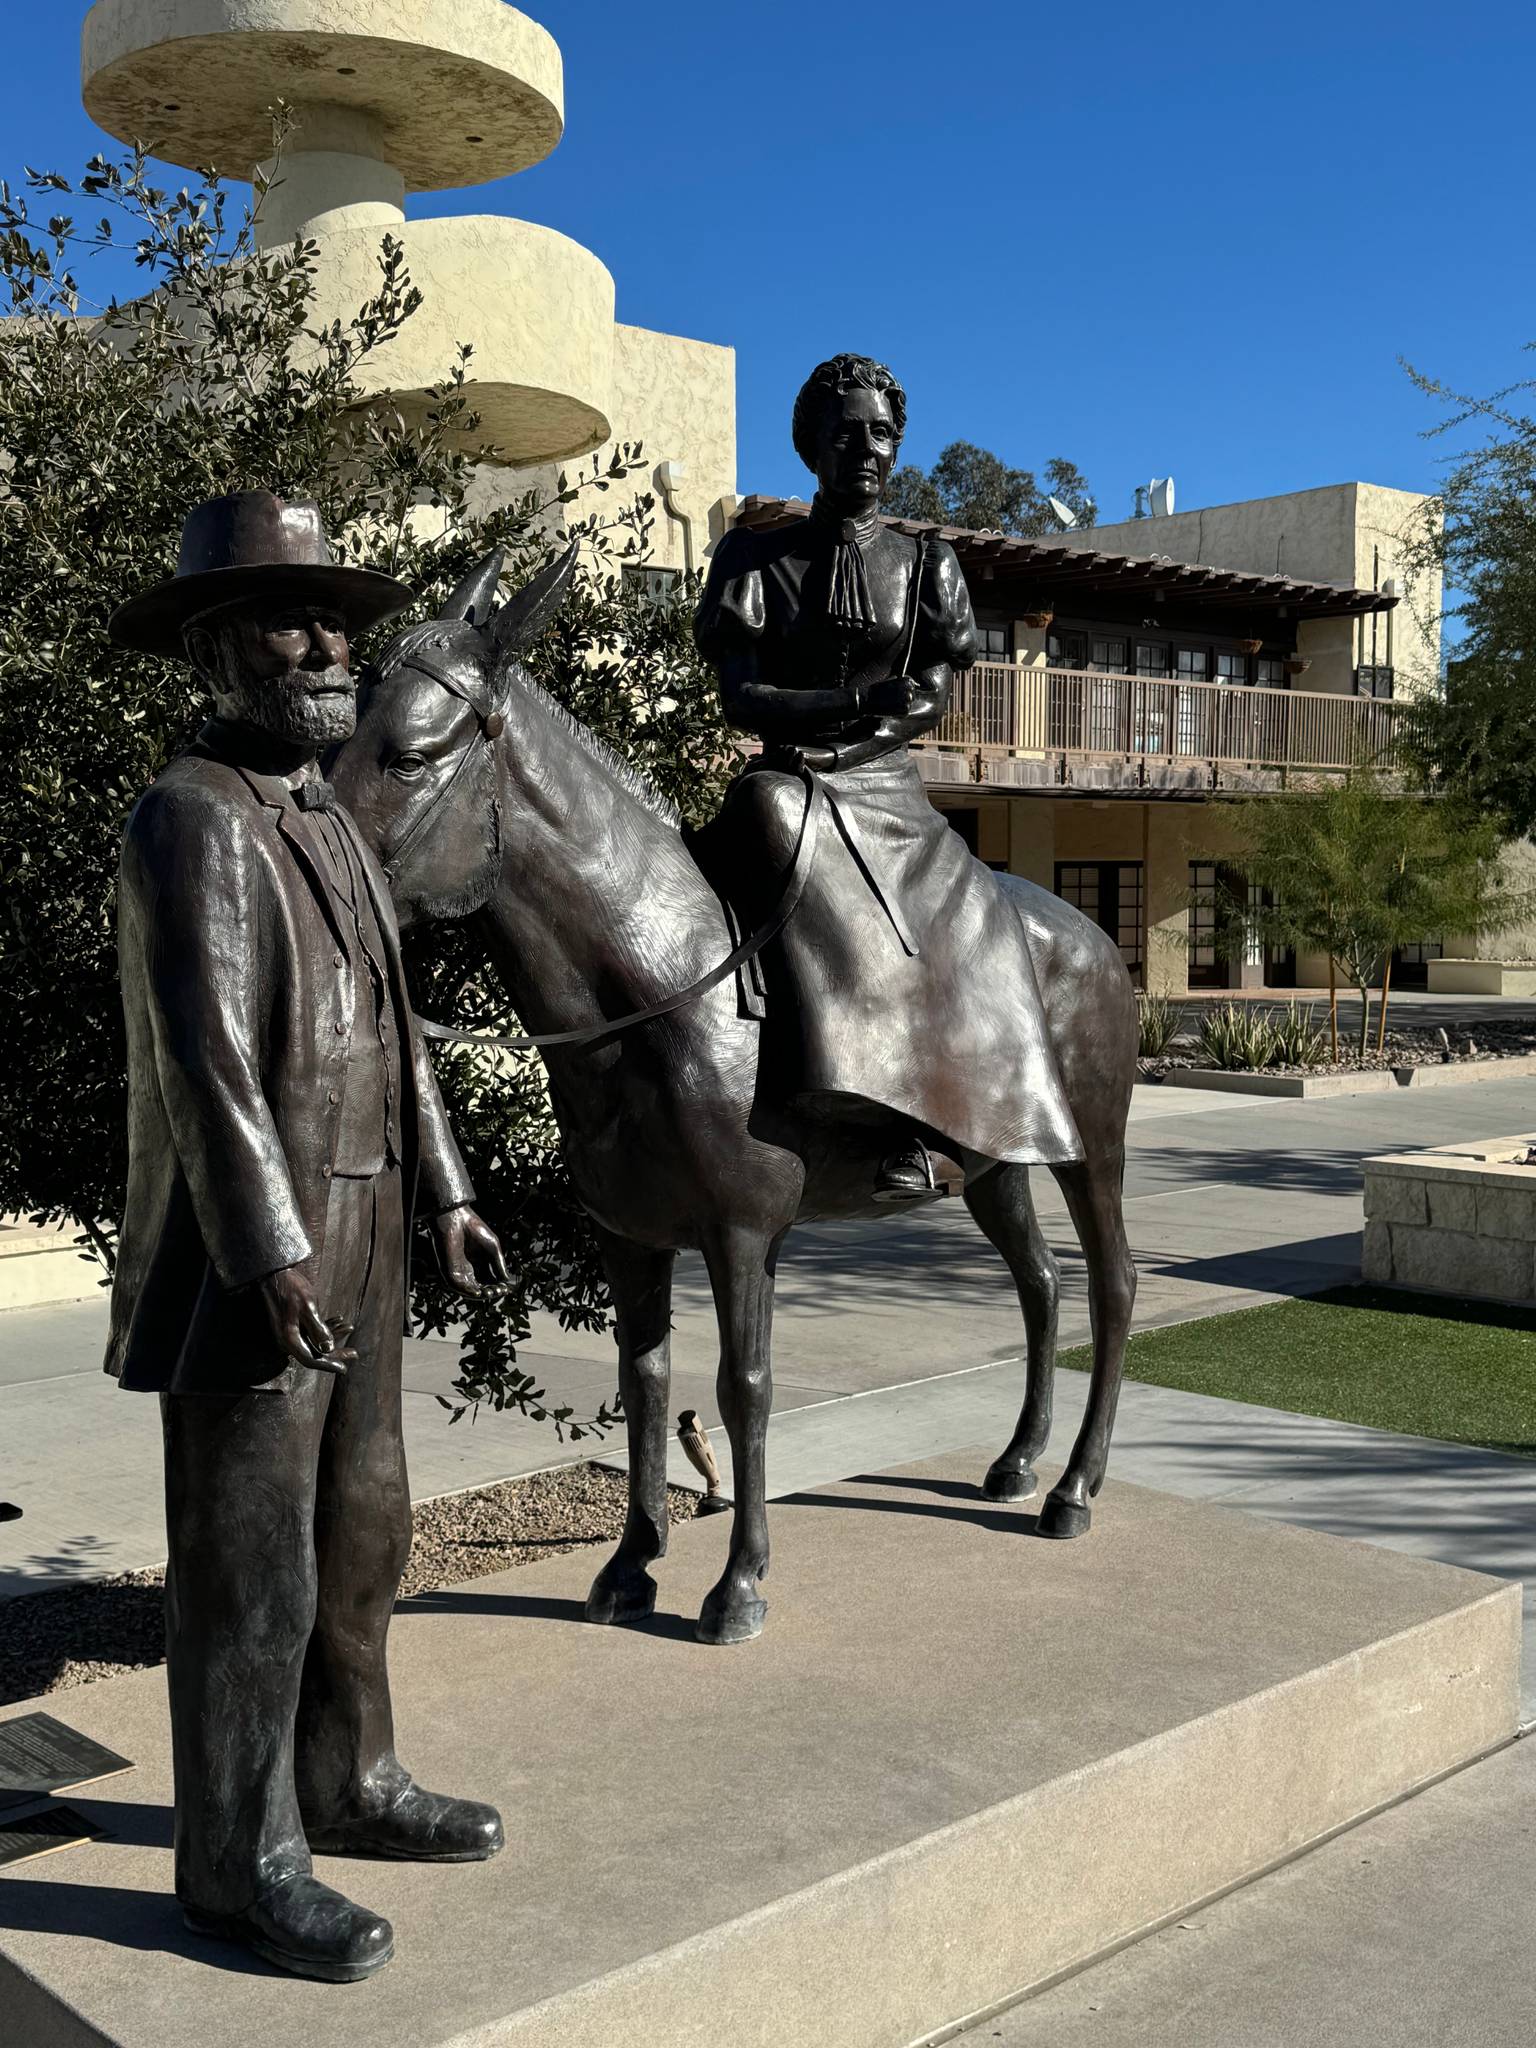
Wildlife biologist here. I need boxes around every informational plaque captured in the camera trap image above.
[0,1712,133,1825]
[0,1803,107,1869]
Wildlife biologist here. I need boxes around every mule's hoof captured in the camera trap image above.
[696,1592,767,1646]
[584,1568,657,1626]
[982,1463,1037,1504]
[1038,1494,1092,1541]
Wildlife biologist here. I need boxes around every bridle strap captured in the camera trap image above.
[378,654,501,882]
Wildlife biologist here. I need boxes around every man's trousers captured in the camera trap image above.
[160,1165,410,1913]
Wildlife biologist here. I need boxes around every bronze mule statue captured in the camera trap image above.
[330,555,1138,1650]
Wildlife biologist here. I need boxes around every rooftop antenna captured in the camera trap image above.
[1045,495,1078,530]
[1148,476,1176,518]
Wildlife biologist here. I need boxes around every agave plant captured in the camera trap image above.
[1136,990,1183,1058]
[1268,1000,1328,1068]
[1196,1001,1280,1071]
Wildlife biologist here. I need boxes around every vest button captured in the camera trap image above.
[334,952,345,968]
[334,1021,346,1035]
[328,1090,340,1105]
[321,1165,332,1180]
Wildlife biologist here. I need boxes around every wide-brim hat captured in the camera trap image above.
[110,490,416,659]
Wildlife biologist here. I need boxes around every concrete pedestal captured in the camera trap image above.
[0,1451,1518,2048]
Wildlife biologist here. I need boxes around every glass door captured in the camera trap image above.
[1047,629,1088,750]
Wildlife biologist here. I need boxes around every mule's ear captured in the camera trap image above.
[488,541,580,666]
[439,550,506,626]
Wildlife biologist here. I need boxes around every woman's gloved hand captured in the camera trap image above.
[864,673,919,717]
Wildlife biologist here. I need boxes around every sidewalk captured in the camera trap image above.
[962,1730,1536,2048]
[5,1077,1534,1704]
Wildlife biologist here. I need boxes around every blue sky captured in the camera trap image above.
[12,2,1536,519]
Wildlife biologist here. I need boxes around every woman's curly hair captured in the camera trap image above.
[791,354,906,472]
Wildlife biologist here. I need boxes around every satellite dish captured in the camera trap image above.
[1046,495,1078,529]
[1148,476,1176,518]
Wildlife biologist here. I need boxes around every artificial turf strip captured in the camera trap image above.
[1060,1284,1536,1457]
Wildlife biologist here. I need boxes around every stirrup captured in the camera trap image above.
[873,1145,939,1205]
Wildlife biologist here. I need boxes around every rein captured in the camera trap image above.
[387,648,824,1053]
[416,771,823,1054]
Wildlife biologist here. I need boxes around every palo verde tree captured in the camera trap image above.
[0,141,732,1431]
[1221,769,1530,1058]
[1398,346,1536,834]
[881,439,1096,534]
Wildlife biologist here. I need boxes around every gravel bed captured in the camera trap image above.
[0,1464,696,1709]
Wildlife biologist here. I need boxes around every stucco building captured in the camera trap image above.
[737,482,1442,996]
[79,0,737,578]
[76,6,1482,997]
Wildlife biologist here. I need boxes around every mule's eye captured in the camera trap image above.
[389,752,428,783]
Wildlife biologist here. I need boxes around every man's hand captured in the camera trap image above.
[432,1206,511,1297]
[254,1265,354,1377]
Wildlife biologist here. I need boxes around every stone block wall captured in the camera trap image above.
[1363,1136,1536,1305]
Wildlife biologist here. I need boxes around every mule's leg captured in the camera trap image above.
[585,1232,676,1626]
[1040,1146,1136,1540]
[696,1222,782,1647]
[964,1164,1059,1504]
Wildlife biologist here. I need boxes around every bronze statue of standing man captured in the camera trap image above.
[108,492,510,1983]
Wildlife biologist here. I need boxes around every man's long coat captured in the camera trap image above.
[105,724,474,1397]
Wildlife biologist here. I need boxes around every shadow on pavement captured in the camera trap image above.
[778,1486,1039,1539]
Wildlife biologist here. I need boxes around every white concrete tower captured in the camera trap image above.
[81,1,621,464]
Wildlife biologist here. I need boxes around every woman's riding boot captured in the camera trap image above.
[873,1141,938,1204]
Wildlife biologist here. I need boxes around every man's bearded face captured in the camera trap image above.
[201,604,357,748]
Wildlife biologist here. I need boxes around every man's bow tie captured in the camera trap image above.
[295,779,338,813]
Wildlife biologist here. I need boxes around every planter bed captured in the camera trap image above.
[1152,1051,1536,1099]
[1140,1014,1536,1099]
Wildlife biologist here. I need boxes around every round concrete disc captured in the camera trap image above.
[82,0,564,189]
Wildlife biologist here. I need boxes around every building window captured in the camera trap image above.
[1393,937,1443,989]
[1056,862,1144,982]
[1136,641,1170,678]
[940,804,1008,870]
[1215,651,1249,687]
[1175,648,1209,753]
[1356,663,1395,699]
[1188,862,1222,984]
[622,565,681,607]
[1255,656,1288,691]
[1090,636,1128,673]
[972,622,1011,663]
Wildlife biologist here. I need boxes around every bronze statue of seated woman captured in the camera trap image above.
[694,353,1081,1201]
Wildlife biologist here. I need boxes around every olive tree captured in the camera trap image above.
[1398,348,1536,834]
[0,142,731,1429]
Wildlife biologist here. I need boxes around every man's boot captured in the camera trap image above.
[305,1772,504,1864]
[183,1872,393,1983]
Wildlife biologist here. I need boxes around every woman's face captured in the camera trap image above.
[815,387,898,506]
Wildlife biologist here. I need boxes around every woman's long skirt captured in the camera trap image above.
[717,748,1082,1166]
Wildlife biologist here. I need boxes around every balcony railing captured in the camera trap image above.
[916,663,1407,783]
